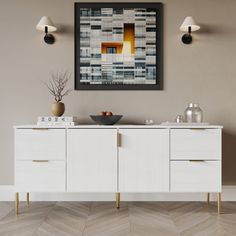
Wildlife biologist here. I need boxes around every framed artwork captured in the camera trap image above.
[75,2,163,90]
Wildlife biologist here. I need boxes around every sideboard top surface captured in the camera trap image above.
[14,124,223,129]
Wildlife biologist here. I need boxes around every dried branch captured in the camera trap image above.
[43,71,72,102]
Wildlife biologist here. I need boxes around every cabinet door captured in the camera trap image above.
[119,129,169,192]
[67,129,117,192]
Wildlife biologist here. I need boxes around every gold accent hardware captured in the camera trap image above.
[190,128,206,130]
[116,192,120,209]
[207,193,210,207]
[32,128,49,130]
[15,192,19,215]
[189,160,205,162]
[32,160,49,162]
[117,132,121,147]
[27,192,30,208]
[217,192,221,215]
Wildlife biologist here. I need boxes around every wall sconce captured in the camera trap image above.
[180,16,200,44]
[36,16,57,44]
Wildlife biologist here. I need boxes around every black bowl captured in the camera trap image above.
[90,115,123,125]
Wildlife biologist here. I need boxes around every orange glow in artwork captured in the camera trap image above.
[124,24,135,54]
[101,42,123,54]
[101,23,135,55]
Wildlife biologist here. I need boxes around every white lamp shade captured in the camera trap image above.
[36,16,57,32]
[180,16,200,32]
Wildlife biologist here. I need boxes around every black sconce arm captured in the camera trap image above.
[44,26,55,44]
[182,26,193,44]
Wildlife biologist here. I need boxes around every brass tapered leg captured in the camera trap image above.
[207,193,210,207]
[217,192,221,215]
[27,192,30,208]
[15,192,19,215]
[116,192,120,209]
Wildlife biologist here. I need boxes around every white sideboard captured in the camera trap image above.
[14,125,222,215]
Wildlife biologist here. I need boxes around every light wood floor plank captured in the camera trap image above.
[0,202,14,221]
[0,202,236,236]
[0,202,55,236]
[83,202,130,236]
[129,202,179,236]
[34,202,90,236]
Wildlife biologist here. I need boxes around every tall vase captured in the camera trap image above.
[51,102,65,117]
[184,103,203,123]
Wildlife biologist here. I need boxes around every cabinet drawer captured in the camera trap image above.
[15,161,65,192]
[15,129,65,160]
[170,129,221,160]
[170,161,221,192]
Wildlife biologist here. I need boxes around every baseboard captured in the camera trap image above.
[0,185,236,201]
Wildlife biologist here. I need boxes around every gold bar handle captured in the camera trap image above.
[117,132,121,147]
[189,160,205,162]
[32,160,49,162]
[32,128,49,131]
[190,128,206,130]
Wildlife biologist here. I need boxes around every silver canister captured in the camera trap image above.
[184,103,203,123]
[175,115,184,123]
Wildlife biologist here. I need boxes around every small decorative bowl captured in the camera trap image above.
[90,115,123,125]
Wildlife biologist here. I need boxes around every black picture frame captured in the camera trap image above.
[75,2,163,90]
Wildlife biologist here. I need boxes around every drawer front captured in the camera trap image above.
[170,161,221,192]
[170,129,221,160]
[15,161,65,192]
[15,129,65,160]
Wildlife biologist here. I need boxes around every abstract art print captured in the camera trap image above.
[75,3,163,90]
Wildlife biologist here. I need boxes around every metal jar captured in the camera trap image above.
[184,103,203,123]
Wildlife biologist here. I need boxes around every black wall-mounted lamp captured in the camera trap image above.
[180,16,200,44]
[36,16,57,44]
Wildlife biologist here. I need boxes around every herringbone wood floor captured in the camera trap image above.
[0,201,236,236]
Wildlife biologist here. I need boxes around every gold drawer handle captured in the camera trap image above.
[189,160,205,162]
[117,132,121,147]
[190,128,206,130]
[32,160,49,162]
[32,128,49,131]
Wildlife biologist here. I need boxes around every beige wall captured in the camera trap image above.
[0,0,236,185]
